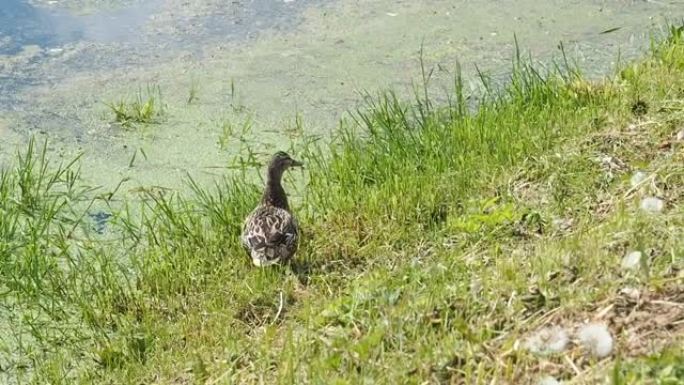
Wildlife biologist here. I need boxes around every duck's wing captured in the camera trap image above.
[242,206,298,261]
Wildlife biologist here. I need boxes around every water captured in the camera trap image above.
[1,0,684,192]
[0,0,159,55]
[0,1,67,55]
[0,0,323,100]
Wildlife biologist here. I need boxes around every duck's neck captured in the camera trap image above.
[261,168,289,210]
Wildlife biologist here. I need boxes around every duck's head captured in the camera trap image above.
[268,151,303,174]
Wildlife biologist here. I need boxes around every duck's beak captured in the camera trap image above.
[290,159,304,168]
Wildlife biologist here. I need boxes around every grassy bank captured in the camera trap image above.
[2,26,683,384]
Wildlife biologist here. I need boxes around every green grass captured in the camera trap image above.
[2,25,684,385]
[104,84,166,128]
[612,346,684,385]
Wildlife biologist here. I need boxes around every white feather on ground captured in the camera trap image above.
[576,323,614,358]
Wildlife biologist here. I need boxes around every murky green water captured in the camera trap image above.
[1,0,683,192]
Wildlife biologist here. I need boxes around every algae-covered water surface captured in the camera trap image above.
[1,0,682,190]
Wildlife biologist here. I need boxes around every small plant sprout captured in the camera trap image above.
[217,114,254,150]
[187,80,199,104]
[576,323,614,358]
[105,84,165,128]
[228,78,246,113]
[640,197,665,214]
[621,250,642,270]
[523,326,569,355]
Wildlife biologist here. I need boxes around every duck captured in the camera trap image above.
[241,151,303,266]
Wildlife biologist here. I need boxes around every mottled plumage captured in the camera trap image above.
[241,152,302,266]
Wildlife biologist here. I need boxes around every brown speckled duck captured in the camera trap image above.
[241,151,303,266]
